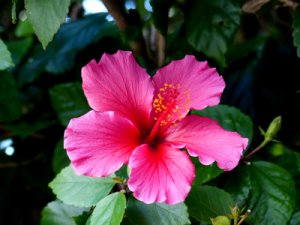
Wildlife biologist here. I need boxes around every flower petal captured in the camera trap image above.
[64,110,141,177]
[165,115,248,171]
[128,144,195,205]
[153,55,225,118]
[82,50,154,129]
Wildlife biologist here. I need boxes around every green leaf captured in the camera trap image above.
[73,211,91,225]
[186,185,234,223]
[246,161,296,225]
[0,39,14,70]
[52,139,70,174]
[289,211,300,225]
[25,0,71,48]
[18,13,118,85]
[41,200,87,225]
[293,6,300,58]
[49,165,115,207]
[192,105,253,144]
[268,143,300,176]
[0,72,21,122]
[44,13,118,74]
[12,0,17,24]
[6,37,33,66]
[126,196,190,225]
[223,167,251,208]
[211,216,231,225]
[49,82,90,127]
[193,160,223,186]
[89,192,126,225]
[15,19,34,37]
[186,0,240,66]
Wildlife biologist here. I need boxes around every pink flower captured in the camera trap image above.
[64,51,248,205]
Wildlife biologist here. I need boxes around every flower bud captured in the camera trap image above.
[211,216,231,225]
[265,116,281,141]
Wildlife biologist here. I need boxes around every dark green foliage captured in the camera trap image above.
[1,0,300,224]
[186,186,234,223]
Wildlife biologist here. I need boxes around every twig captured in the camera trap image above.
[244,139,269,160]
[0,153,43,169]
[156,30,166,67]
[278,0,298,10]
[101,0,148,58]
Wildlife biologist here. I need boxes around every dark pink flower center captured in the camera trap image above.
[145,83,191,145]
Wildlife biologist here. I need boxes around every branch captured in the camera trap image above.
[0,154,43,169]
[156,30,166,67]
[101,0,148,59]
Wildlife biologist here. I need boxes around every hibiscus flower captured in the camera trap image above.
[64,50,248,205]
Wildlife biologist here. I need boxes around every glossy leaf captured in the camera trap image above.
[49,166,115,207]
[18,13,118,85]
[25,0,71,48]
[49,82,90,127]
[192,105,253,144]
[126,196,190,225]
[41,200,87,225]
[0,39,14,70]
[186,185,234,223]
[186,0,240,66]
[223,167,251,208]
[89,192,126,225]
[44,13,118,74]
[289,211,300,225]
[246,161,296,225]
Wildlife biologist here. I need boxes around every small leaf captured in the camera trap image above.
[49,83,90,127]
[289,211,300,225]
[41,200,87,225]
[49,166,115,207]
[126,196,190,225]
[89,192,126,225]
[52,139,70,174]
[192,105,253,144]
[293,6,300,58]
[186,0,241,66]
[246,161,296,225]
[25,0,71,48]
[186,185,234,223]
[0,39,14,70]
[211,216,231,225]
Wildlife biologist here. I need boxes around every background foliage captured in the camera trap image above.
[0,0,300,224]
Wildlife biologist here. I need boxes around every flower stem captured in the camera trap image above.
[244,139,269,160]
